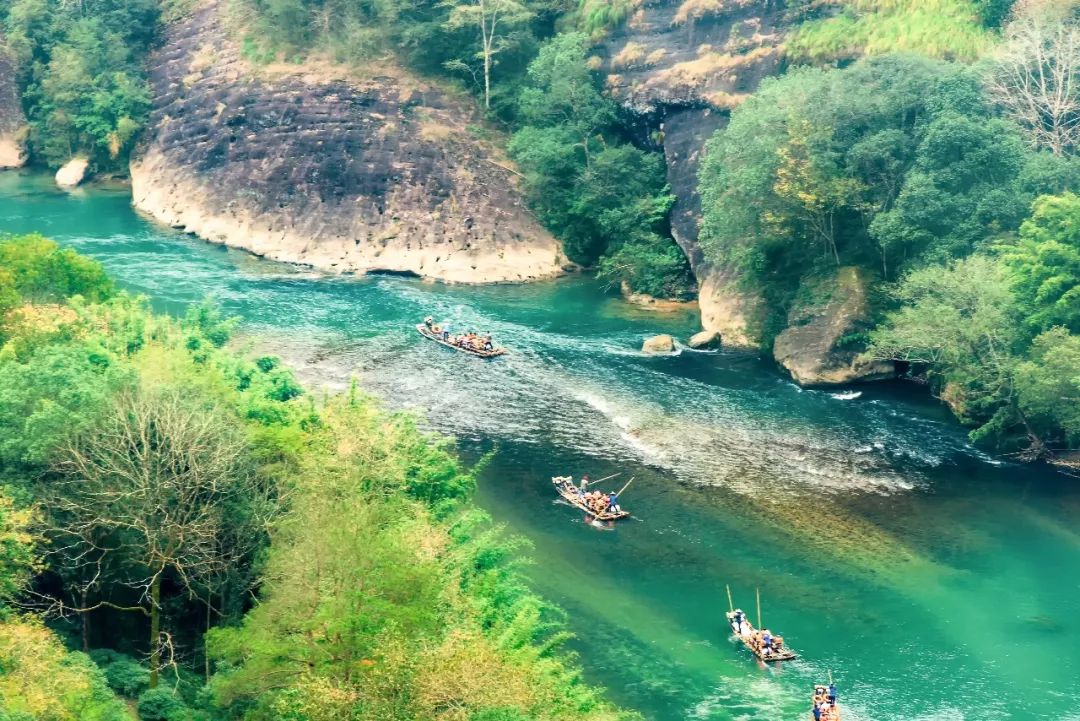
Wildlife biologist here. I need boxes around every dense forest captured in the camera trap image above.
[0,234,633,720]
[699,4,1080,460]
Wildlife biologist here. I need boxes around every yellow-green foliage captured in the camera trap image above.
[788,0,992,62]
[576,0,642,37]
[208,392,632,721]
[0,618,133,721]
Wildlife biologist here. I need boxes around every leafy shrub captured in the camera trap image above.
[103,657,150,698]
[137,687,189,721]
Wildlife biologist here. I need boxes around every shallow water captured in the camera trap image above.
[3,172,1078,721]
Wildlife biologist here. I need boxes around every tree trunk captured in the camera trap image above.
[204,598,212,683]
[80,588,90,653]
[483,46,491,110]
[149,574,161,689]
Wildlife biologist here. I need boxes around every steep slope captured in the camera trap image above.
[0,45,27,169]
[132,2,566,283]
[599,0,792,346]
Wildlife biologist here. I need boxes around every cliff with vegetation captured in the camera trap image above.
[131,1,566,283]
[595,0,791,345]
[0,45,26,169]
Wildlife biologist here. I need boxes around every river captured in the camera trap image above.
[2,172,1078,721]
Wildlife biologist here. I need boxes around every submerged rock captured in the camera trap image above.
[773,267,895,386]
[642,334,676,354]
[688,329,721,349]
[0,45,27,169]
[55,158,89,188]
[132,0,565,284]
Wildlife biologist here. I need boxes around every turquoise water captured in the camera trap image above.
[2,172,1079,721]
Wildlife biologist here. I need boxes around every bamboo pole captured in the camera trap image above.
[615,477,635,496]
[756,587,762,630]
[590,472,621,485]
[828,669,833,685]
[726,584,734,613]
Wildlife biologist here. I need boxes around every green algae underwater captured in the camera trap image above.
[2,172,1078,721]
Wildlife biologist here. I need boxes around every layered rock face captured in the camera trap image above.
[132,2,566,283]
[0,46,27,169]
[599,0,790,345]
[772,267,896,386]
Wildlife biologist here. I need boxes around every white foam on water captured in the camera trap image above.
[830,391,863,400]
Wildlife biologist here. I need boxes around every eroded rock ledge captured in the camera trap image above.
[132,1,566,283]
[0,45,27,169]
[773,267,896,386]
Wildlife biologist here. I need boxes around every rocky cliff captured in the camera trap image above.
[772,267,895,386]
[599,0,791,346]
[0,44,27,169]
[132,1,566,283]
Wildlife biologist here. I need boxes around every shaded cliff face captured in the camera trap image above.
[772,267,895,386]
[599,0,791,344]
[132,2,566,283]
[0,46,27,169]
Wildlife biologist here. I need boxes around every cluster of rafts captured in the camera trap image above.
[418,321,840,719]
[725,586,841,720]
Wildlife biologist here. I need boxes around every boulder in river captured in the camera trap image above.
[773,266,895,386]
[55,158,90,188]
[688,329,721,349]
[642,334,675,354]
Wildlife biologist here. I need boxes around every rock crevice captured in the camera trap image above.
[599,0,792,346]
[132,1,566,283]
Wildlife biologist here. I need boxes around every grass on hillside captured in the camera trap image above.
[787,0,992,62]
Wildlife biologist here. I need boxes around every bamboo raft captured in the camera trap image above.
[811,682,841,721]
[551,476,631,521]
[726,608,797,662]
[415,324,507,358]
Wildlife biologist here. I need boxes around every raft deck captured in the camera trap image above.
[726,610,797,662]
[552,477,630,521]
[416,324,507,358]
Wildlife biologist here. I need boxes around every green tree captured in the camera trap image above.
[1015,327,1080,449]
[1003,192,1080,334]
[0,492,36,607]
[510,34,688,294]
[442,0,533,110]
[0,234,114,303]
[867,255,1041,451]
[2,0,158,169]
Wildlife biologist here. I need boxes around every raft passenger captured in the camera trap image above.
[608,492,621,514]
